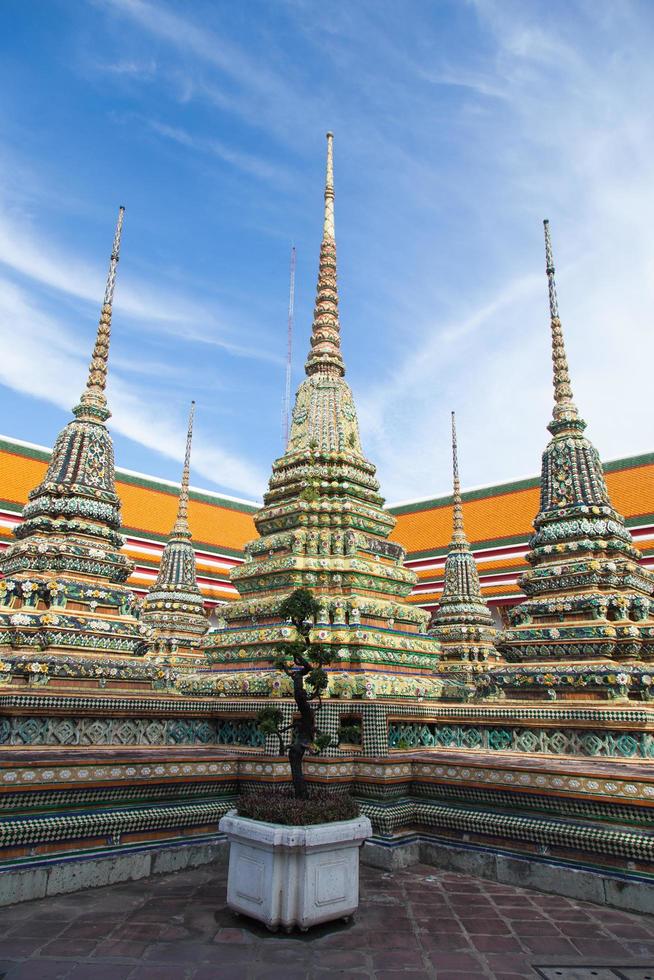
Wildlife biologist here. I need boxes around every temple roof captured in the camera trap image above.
[1,436,652,610]
[387,455,654,557]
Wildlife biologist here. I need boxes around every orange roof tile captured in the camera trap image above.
[0,438,256,556]
[390,456,654,557]
[1,437,653,611]
[117,480,255,554]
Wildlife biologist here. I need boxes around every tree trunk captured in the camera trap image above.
[289,738,308,799]
[290,671,315,799]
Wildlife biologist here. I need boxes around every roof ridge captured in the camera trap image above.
[0,434,261,509]
[0,433,651,516]
[388,451,654,512]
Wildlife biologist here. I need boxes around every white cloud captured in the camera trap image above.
[95,58,157,79]
[147,120,293,185]
[108,0,653,500]
[0,275,266,498]
[0,200,280,364]
[3,0,654,507]
[108,379,266,499]
[352,0,654,500]
[103,0,312,140]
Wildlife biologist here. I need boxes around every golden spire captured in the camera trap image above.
[75,206,125,423]
[543,219,579,425]
[451,411,466,544]
[305,132,345,378]
[172,401,195,538]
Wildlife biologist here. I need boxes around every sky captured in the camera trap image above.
[0,0,653,505]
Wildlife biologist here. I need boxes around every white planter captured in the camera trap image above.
[219,811,372,932]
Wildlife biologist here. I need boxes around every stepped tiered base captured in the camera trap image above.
[1,693,653,912]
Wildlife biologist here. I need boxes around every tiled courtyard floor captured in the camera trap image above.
[0,862,653,979]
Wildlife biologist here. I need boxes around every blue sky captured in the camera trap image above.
[1,0,653,504]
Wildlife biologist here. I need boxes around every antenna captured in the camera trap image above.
[282,244,296,447]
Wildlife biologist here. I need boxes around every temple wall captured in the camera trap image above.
[1,734,652,912]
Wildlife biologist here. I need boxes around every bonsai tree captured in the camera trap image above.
[256,588,333,798]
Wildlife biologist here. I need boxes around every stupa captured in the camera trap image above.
[195,133,441,703]
[142,401,209,658]
[488,220,654,700]
[0,208,161,690]
[429,412,499,668]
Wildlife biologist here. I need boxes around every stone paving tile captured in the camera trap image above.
[39,940,99,958]
[3,962,74,980]
[0,861,653,978]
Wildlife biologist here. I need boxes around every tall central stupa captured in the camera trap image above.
[199,134,441,702]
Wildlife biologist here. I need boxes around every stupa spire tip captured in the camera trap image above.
[172,401,195,537]
[451,411,466,543]
[543,218,579,426]
[324,131,335,233]
[74,205,125,423]
[304,132,345,378]
[103,205,125,306]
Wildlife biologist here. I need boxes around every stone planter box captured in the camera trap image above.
[219,811,372,932]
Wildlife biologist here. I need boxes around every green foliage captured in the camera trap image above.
[279,589,320,631]
[256,705,284,735]
[312,645,333,666]
[306,666,328,695]
[278,641,307,665]
[338,723,362,745]
[260,589,340,797]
